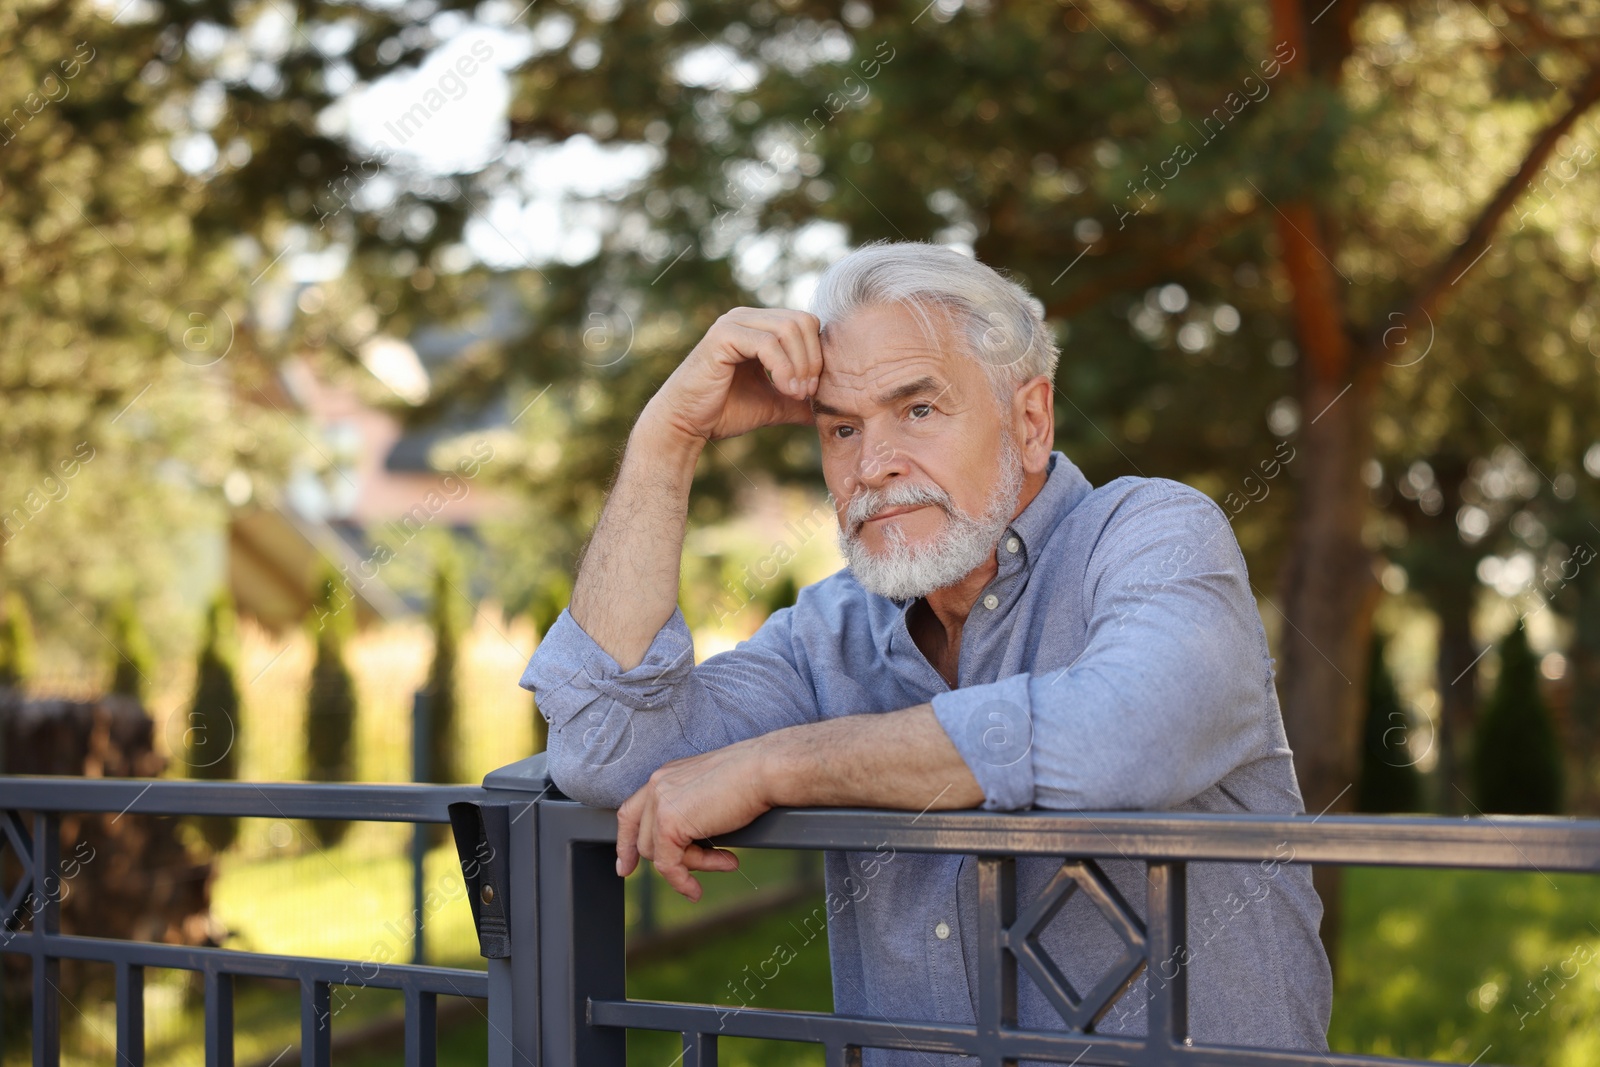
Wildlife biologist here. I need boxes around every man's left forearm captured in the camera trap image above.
[613,703,983,900]
[759,704,985,811]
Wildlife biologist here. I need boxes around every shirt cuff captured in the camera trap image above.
[519,606,696,729]
[930,673,1036,811]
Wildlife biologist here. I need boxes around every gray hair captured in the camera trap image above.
[808,241,1060,406]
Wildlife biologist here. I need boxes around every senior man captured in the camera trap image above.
[520,241,1332,1060]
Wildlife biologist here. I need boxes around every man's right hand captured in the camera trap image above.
[642,307,823,442]
[568,308,823,672]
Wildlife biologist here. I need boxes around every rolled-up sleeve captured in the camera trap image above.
[930,483,1277,812]
[521,603,820,808]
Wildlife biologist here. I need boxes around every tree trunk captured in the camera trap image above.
[1568,579,1600,811]
[1260,6,1376,924]
[1257,58,1379,956]
[1434,586,1479,813]
[1274,364,1381,968]
[1277,378,1379,806]
[1403,454,1480,814]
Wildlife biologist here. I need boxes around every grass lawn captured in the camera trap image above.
[1330,866,1600,1066]
[342,896,838,1067]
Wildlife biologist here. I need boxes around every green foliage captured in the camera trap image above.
[531,697,549,756]
[106,600,150,704]
[3,0,1597,692]
[1475,623,1564,815]
[0,589,35,688]
[1330,866,1600,1064]
[424,551,466,785]
[762,575,801,616]
[0,0,314,662]
[527,572,573,642]
[1356,632,1423,813]
[525,574,571,758]
[305,570,358,847]
[189,592,242,852]
[416,0,1600,633]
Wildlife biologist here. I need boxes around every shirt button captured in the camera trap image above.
[982,594,999,610]
[935,921,951,940]
[1005,537,1019,554]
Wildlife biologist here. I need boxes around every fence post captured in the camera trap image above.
[1146,861,1189,1050]
[33,813,61,1067]
[473,752,625,1066]
[538,801,625,1067]
[468,753,559,1067]
[412,690,430,966]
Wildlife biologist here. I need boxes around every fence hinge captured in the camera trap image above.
[449,801,512,959]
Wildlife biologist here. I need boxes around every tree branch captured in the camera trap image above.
[1363,64,1600,364]
[1040,206,1261,320]
[507,115,588,144]
[1118,0,1175,34]
[1489,2,1600,65]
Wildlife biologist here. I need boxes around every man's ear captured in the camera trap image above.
[1012,375,1055,472]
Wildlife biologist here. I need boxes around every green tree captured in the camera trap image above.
[0,0,480,668]
[106,600,150,704]
[424,553,465,786]
[526,575,571,758]
[1475,622,1564,815]
[763,575,801,616]
[0,589,35,689]
[412,0,1600,831]
[532,698,549,757]
[1566,540,1600,810]
[526,573,572,644]
[1374,234,1600,811]
[188,592,242,852]
[305,570,358,847]
[424,2,1600,957]
[1356,632,1422,814]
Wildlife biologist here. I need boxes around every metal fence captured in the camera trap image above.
[0,778,488,1067]
[5,756,1600,1067]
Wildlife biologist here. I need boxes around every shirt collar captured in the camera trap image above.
[879,450,1093,618]
[1004,450,1093,565]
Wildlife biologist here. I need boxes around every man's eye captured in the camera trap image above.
[833,425,856,439]
[909,403,933,419]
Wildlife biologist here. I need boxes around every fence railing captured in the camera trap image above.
[5,757,1600,1066]
[0,778,488,1067]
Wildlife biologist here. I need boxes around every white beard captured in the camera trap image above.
[838,435,1025,602]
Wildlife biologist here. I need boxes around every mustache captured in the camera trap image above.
[844,482,954,537]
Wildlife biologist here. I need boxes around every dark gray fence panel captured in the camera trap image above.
[6,760,1600,1067]
[1,779,490,1067]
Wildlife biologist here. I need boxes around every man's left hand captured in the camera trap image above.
[615,737,776,901]
[615,707,980,900]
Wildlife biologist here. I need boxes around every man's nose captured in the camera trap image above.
[854,427,909,490]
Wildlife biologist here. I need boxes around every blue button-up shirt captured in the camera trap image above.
[521,451,1333,1063]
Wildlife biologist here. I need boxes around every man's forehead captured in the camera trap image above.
[821,303,954,355]
[811,354,969,422]
[820,348,950,393]
[819,305,965,395]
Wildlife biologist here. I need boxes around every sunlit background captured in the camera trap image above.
[4,0,1600,1062]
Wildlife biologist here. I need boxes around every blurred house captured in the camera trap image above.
[229,342,509,633]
